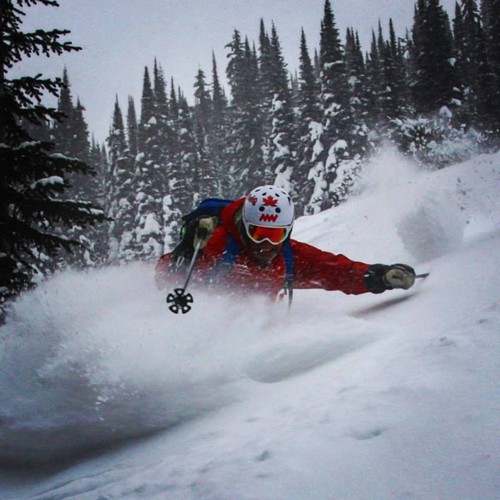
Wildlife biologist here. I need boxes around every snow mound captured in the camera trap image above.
[397,188,465,262]
[295,148,498,266]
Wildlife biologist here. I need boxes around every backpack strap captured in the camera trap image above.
[209,234,240,282]
[183,198,234,223]
[282,241,294,308]
[219,234,240,269]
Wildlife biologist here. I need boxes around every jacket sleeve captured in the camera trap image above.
[291,240,374,295]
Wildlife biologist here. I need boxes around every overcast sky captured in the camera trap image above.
[12,0,457,143]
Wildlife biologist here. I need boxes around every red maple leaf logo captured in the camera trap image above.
[248,195,258,206]
[262,195,278,207]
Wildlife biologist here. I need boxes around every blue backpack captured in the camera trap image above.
[172,198,295,303]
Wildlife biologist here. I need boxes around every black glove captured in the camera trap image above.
[364,264,416,293]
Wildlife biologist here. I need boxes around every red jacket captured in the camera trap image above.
[155,198,372,297]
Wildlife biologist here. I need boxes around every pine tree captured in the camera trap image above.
[266,23,296,193]
[410,0,458,115]
[134,64,168,260]
[153,58,169,120]
[52,70,97,204]
[0,0,106,320]
[289,70,300,110]
[345,28,371,155]
[365,30,384,127]
[454,0,492,129]
[72,100,91,166]
[211,53,227,128]
[161,84,183,253]
[50,70,102,254]
[298,29,321,125]
[194,68,211,135]
[106,97,137,262]
[258,19,273,112]
[292,28,321,215]
[176,95,200,209]
[90,135,107,205]
[225,30,266,196]
[127,95,139,158]
[208,53,228,195]
[89,138,108,209]
[193,67,218,197]
[138,66,155,151]
[380,20,406,120]
[52,67,74,153]
[344,28,363,99]
[62,97,106,268]
[169,77,179,120]
[480,0,500,134]
[89,136,109,263]
[311,0,355,211]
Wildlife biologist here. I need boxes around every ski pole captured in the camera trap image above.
[166,227,208,314]
[415,273,430,279]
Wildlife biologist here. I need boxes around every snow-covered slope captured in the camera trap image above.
[1,149,499,499]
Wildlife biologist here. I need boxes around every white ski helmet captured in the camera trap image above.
[242,185,294,245]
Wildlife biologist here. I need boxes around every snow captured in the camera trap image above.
[1,148,499,499]
[138,213,161,238]
[30,176,64,189]
[333,139,348,151]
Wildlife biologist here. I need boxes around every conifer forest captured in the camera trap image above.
[1,0,500,320]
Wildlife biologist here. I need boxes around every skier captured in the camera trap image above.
[155,185,416,300]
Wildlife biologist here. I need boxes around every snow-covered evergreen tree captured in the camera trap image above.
[481,0,500,134]
[106,98,137,262]
[51,68,74,153]
[207,53,228,196]
[127,96,139,159]
[193,69,211,138]
[410,0,458,115]
[378,20,408,121]
[175,95,199,212]
[344,27,371,159]
[258,19,274,114]
[47,70,106,268]
[453,0,491,129]
[0,0,105,321]
[292,29,322,215]
[266,24,297,193]
[225,30,266,196]
[51,71,100,205]
[134,65,167,260]
[365,30,384,128]
[193,68,219,199]
[309,0,357,212]
[89,136,109,264]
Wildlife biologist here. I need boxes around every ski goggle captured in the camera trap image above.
[246,224,288,245]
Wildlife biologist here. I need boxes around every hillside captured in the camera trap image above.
[1,149,499,499]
